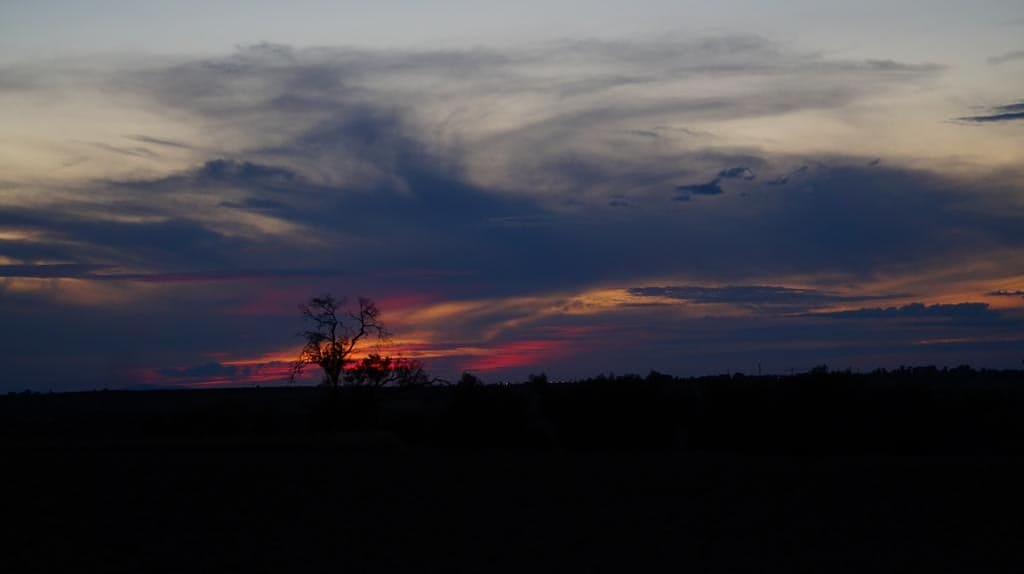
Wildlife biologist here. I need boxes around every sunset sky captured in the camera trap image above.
[2,1,1023,390]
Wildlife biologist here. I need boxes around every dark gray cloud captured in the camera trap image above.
[7,154,1023,300]
[988,50,1024,65]
[672,166,755,200]
[717,166,756,180]
[674,179,723,199]
[957,101,1024,123]
[811,302,1001,321]
[125,134,194,149]
[857,59,944,73]
[82,141,160,159]
[765,165,808,186]
[192,159,305,188]
[0,205,242,269]
[0,134,549,294]
[989,289,1024,298]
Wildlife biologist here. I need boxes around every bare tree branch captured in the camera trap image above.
[291,294,415,389]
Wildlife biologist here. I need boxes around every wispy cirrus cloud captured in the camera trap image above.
[988,50,1024,65]
[123,134,195,150]
[956,101,1024,123]
[1,38,1023,389]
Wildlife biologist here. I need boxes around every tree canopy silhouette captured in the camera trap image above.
[290,295,430,388]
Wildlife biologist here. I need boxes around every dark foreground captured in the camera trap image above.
[4,369,1024,572]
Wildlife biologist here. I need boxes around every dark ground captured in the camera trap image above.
[3,368,1024,572]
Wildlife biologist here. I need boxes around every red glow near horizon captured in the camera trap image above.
[133,361,296,388]
[462,339,575,372]
[189,364,297,387]
[140,335,583,387]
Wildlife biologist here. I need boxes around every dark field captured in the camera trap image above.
[4,369,1024,572]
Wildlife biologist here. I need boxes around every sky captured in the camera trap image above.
[1,1,1023,390]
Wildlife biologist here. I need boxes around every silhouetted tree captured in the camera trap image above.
[290,295,387,388]
[291,294,433,389]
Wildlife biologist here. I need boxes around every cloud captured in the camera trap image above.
[2,38,1015,302]
[765,165,808,185]
[858,59,944,73]
[6,156,1023,302]
[81,141,160,160]
[674,179,723,199]
[88,38,941,195]
[0,205,244,269]
[810,302,1001,321]
[672,165,756,201]
[0,263,111,278]
[988,50,1024,65]
[124,134,194,149]
[717,166,756,180]
[988,289,1024,298]
[629,285,890,312]
[956,101,1024,123]
[3,38,1023,387]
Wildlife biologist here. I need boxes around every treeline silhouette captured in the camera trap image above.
[4,365,1024,454]
[7,366,1024,573]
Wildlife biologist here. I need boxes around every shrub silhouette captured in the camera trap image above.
[345,353,432,388]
